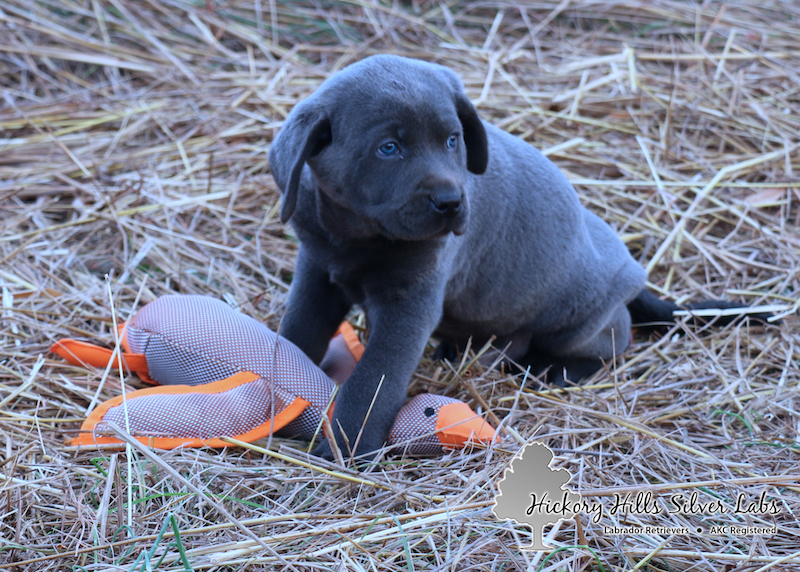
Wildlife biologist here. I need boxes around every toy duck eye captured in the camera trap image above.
[446,134,458,149]
[423,407,435,417]
[377,141,400,156]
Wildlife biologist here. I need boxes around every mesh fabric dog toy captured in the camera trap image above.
[52,295,495,455]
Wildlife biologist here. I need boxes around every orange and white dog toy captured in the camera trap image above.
[52,295,495,455]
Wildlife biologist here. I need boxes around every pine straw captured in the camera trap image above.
[1,0,798,570]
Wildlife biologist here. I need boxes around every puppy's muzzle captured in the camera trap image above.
[417,176,468,236]
[429,189,463,217]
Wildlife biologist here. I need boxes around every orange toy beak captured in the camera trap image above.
[435,401,496,448]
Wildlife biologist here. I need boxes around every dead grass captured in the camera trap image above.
[1,0,798,570]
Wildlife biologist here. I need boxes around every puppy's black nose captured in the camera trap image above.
[429,190,463,216]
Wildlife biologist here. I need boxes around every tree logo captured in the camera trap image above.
[492,442,581,550]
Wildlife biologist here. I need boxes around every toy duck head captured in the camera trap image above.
[388,394,496,455]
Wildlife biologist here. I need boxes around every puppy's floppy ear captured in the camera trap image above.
[454,93,488,175]
[268,103,332,223]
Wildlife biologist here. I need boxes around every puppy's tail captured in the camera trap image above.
[627,289,775,330]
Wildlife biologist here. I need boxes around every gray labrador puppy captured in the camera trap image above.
[269,54,758,459]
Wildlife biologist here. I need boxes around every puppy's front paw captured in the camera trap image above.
[310,435,384,466]
[349,433,387,460]
[432,340,459,362]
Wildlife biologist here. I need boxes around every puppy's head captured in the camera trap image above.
[268,55,488,241]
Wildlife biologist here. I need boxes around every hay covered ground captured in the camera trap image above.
[1,0,799,570]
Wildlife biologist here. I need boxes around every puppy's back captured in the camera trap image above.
[446,121,645,336]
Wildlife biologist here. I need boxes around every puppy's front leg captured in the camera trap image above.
[318,284,444,460]
[280,246,352,364]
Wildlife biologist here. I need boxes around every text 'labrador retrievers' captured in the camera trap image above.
[268,54,764,460]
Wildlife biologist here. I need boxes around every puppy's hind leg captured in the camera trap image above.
[523,303,632,385]
[518,352,605,387]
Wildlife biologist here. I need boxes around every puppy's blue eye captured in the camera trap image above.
[377,142,399,156]
[447,134,458,149]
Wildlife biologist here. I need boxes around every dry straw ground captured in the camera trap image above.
[1,0,798,570]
